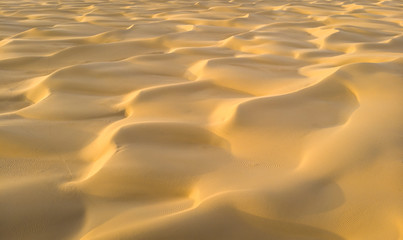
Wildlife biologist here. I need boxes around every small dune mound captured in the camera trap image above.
[77,122,232,199]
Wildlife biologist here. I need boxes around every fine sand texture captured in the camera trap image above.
[1,0,403,239]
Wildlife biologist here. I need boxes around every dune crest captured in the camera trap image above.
[0,0,402,239]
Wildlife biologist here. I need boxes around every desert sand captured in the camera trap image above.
[0,0,402,239]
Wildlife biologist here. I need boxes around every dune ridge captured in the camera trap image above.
[0,0,402,239]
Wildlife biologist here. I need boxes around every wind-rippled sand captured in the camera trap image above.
[0,0,402,239]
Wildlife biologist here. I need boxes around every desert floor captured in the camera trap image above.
[0,0,402,239]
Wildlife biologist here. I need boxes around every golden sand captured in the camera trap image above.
[0,0,402,239]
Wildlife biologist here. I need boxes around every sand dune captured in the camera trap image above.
[0,0,402,239]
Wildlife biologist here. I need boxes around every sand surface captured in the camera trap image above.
[0,0,402,239]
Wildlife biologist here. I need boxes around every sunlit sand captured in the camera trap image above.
[0,0,402,239]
